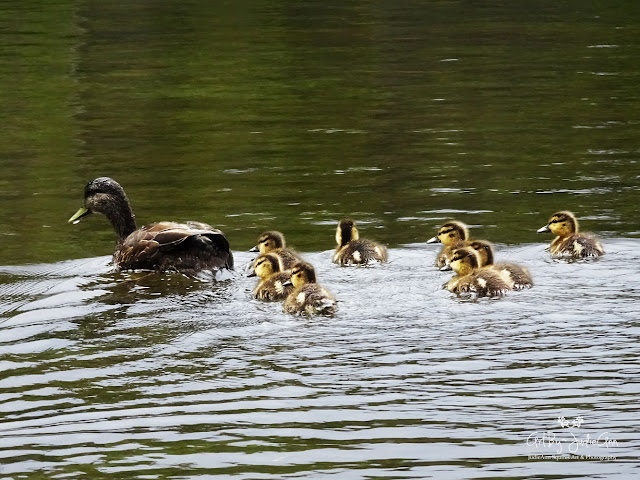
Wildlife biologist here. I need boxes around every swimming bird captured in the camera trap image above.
[250,231,302,269]
[283,262,337,315]
[469,240,533,289]
[537,211,604,257]
[445,247,511,297]
[249,253,294,301]
[427,221,470,268]
[68,177,233,273]
[332,219,387,266]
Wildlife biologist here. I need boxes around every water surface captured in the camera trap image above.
[1,241,639,478]
[1,0,639,478]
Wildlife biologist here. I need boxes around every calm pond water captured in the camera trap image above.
[1,0,639,478]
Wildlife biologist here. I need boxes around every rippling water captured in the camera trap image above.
[2,0,640,477]
[1,239,638,478]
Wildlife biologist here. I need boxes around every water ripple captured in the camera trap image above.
[0,241,638,477]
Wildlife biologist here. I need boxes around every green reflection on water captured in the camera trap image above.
[1,0,639,265]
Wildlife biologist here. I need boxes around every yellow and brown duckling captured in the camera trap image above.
[427,221,470,268]
[469,240,533,290]
[537,211,604,258]
[445,247,512,297]
[249,253,294,301]
[68,177,233,273]
[283,262,337,315]
[250,231,302,269]
[332,219,387,266]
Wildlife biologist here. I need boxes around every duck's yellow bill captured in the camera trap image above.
[68,207,91,224]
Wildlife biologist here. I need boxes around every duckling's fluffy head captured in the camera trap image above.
[468,240,494,267]
[538,211,578,237]
[336,219,359,246]
[427,221,468,246]
[253,253,283,279]
[449,247,481,276]
[290,262,317,288]
[256,231,286,253]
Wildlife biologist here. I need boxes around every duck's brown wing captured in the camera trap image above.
[333,240,387,265]
[115,222,234,272]
[554,234,604,257]
[494,262,533,289]
[572,234,605,257]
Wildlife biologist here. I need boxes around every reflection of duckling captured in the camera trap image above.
[68,177,233,273]
[537,211,604,257]
[333,219,387,266]
[469,240,533,289]
[283,262,337,315]
[250,231,302,269]
[445,247,511,297]
[250,253,294,301]
[427,221,470,268]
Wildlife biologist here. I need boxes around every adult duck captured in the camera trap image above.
[69,177,233,273]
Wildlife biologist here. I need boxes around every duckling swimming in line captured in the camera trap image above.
[249,253,294,301]
[427,221,470,268]
[469,240,533,289]
[445,247,512,297]
[68,177,233,273]
[250,231,302,269]
[333,219,387,266]
[537,211,604,258]
[283,262,337,315]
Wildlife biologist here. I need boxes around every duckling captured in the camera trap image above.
[68,177,233,273]
[469,240,533,289]
[426,221,470,268]
[537,211,604,257]
[250,231,302,269]
[249,253,294,301]
[445,247,511,297]
[332,219,387,266]
[283,262,337,315]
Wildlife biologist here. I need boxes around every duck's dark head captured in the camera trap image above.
[427,221,468,246]
[537,211,578,237]
[290,261,317,288]
[252,231,286,253]
[449,247,480,276]
[69,177,137,240]
[469,240,494,267]
[251,253,283,279]
[336,219,358,247]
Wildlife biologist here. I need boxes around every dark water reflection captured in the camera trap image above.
[1,0,640,477]
[1,0,640,263]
